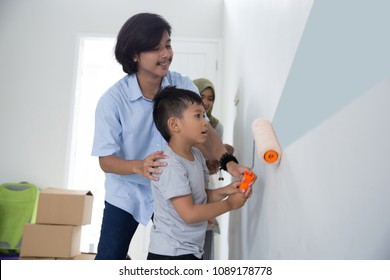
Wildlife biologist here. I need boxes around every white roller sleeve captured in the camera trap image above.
[251,118,282,164]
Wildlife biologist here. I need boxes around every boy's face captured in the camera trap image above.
[177,103,208,145]
[136,30,173,79]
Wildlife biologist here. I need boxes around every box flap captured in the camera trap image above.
[42,187,93,196]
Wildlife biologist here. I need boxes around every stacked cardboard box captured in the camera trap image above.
[19,188,93,260]
[19,253,96,260]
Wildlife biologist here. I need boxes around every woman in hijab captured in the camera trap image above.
[193,78,223,138]
[193,78,234,170]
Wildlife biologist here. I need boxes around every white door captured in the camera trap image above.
[68,36,221,259]
[171,38,222,118]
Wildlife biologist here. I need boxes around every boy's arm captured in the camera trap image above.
[206,181,242,203]
[171,192,247,224]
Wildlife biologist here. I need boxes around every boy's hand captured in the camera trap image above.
[226,192,248,210]
[223,180,253,198]
[223,181,242,195]
[227,162,258,188]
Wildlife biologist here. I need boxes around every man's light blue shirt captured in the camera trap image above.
[92,71,199,225]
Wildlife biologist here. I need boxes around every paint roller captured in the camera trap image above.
[251,118,282,165]
[239,119,281,190]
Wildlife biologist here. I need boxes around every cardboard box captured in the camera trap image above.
[61,253,96,260]
[20,253,96,260]
[19,257,56,260]
[20,224,81,258]
[36,188,93,225]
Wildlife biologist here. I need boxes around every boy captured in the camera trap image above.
[147,87,252,260]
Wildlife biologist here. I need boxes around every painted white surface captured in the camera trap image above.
[223,0,390,259]
[249,79,390,259]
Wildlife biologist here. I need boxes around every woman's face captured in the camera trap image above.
[200,88,214,114]
[135,31,173,79]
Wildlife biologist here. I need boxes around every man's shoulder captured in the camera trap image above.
[166,70,190,80]
[99,75,128,99]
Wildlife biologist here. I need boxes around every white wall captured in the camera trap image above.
[0,0,223,187]
[223,0,390,259]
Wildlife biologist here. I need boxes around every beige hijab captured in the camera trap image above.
[193,78,219,129]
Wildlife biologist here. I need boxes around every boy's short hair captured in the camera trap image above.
[115,13,172,75]
[153,86,203,143]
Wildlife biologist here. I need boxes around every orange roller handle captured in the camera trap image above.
[264,150,279,163]
[239,169,255,191]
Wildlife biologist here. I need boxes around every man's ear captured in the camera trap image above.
[167,117,180,132]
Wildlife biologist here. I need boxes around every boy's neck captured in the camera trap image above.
[168,139,194,161]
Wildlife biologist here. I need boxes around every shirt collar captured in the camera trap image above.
[161,75,171,88]
[127,74,144,101]
[127,73,171,102]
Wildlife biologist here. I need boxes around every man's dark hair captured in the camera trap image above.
[153,86,203,143]
[115,13,172,75]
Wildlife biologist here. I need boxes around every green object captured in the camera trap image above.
[0,182,39,255]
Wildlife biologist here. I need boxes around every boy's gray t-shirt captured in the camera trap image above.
[149,145,209,258]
